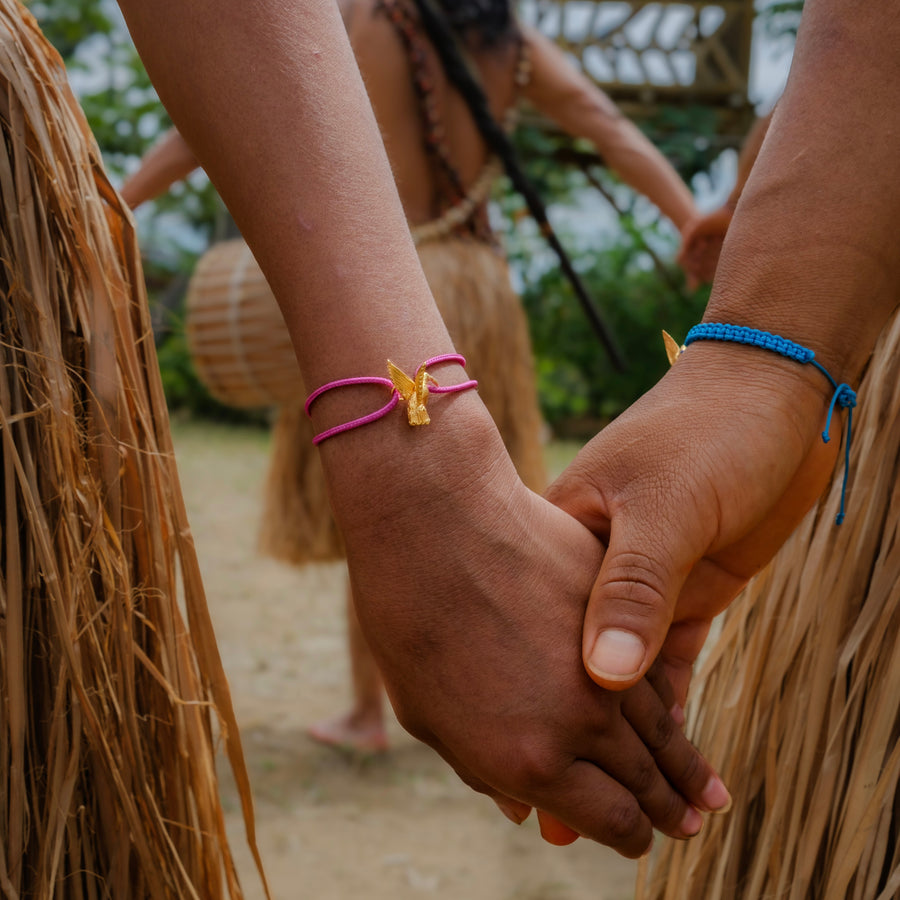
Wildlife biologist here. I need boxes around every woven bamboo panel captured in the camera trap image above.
[520,0,756,136]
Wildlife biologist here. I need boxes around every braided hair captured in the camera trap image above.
[412,0,625,370]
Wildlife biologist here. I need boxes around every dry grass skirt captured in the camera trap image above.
[258,236,547,564]
[0,3,267,896]
[637,308,900,900]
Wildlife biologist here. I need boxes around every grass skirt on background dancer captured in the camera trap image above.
[637,309,900,900]
[0,4,267,895]
[258,236,547,564]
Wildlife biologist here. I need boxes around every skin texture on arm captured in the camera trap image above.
[547,0,900,703]
[115,0,727,854]
[119,127,199,209]
[521,25,698,233]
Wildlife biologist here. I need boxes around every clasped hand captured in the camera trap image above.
[324,401,728,857]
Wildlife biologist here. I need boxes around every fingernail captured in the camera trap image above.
[701,776,732,813]
[494,800,528,825]
[588,630,645,681]
[670,703,685,728]
[679,805,703,837]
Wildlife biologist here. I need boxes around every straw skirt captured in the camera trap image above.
[0,4,266,896]
[258,236,547,564]
[637,308,900,900]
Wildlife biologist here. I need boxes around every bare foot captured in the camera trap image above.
[307,711,389,755]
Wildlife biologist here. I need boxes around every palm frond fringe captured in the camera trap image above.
[0,2,268,896]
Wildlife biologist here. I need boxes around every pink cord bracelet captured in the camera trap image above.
[305,353,478,445]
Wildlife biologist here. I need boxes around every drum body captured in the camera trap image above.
[185,239,301,408]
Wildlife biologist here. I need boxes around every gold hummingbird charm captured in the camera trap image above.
[662,330,685,366]
[387,359,437,426]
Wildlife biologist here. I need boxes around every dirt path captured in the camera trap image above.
[171,419,638,900]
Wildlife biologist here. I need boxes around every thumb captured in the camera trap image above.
[581,517,687,691]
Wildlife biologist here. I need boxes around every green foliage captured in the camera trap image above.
[503,124,713,432]
[29,0,165,176]
[512,100,724,194]
[501,196,709,431]
[638,105,726,181]
[27,0,113,59]
[510,123,587,204]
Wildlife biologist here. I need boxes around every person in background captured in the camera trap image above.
[120,127,200,210]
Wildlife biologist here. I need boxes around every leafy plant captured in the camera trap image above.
[501,128,713,434]
[504,205,709,432]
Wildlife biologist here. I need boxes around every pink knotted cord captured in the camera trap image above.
[305,354,477,445]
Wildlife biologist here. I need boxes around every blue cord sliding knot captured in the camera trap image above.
[684,323,858,526]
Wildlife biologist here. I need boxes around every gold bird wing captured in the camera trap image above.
[414,363,432,400]
[387,359,415,399]
[662,330,685,366]
[387,359,431,426]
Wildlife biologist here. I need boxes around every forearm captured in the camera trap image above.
[707,0,900,381]
[117,0,485,525]
[120,127,199,209]
[118,0,453,388]
[593,119,697,233]
[522,27,696,232]
[724,110,774,209]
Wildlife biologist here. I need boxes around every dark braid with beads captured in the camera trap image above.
[414,0,625,370]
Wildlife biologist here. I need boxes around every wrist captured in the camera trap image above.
[317,389,515,541]
[669,198,700,236]
[666,338,836,458]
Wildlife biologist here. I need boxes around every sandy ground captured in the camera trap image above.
[171,418,639,900]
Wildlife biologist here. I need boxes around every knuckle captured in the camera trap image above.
[601,551,669,616]
[602,797,646,848]
[504,738,564,795]
[626,753,661,798]
[643,706,678,752]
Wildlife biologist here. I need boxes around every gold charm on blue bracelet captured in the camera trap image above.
[662,330,685,366]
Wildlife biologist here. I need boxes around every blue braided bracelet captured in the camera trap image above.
[684,323,857,525]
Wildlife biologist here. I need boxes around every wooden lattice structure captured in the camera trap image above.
[520,0,758,144]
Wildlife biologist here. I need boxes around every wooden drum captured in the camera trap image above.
[185,238,302,408]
